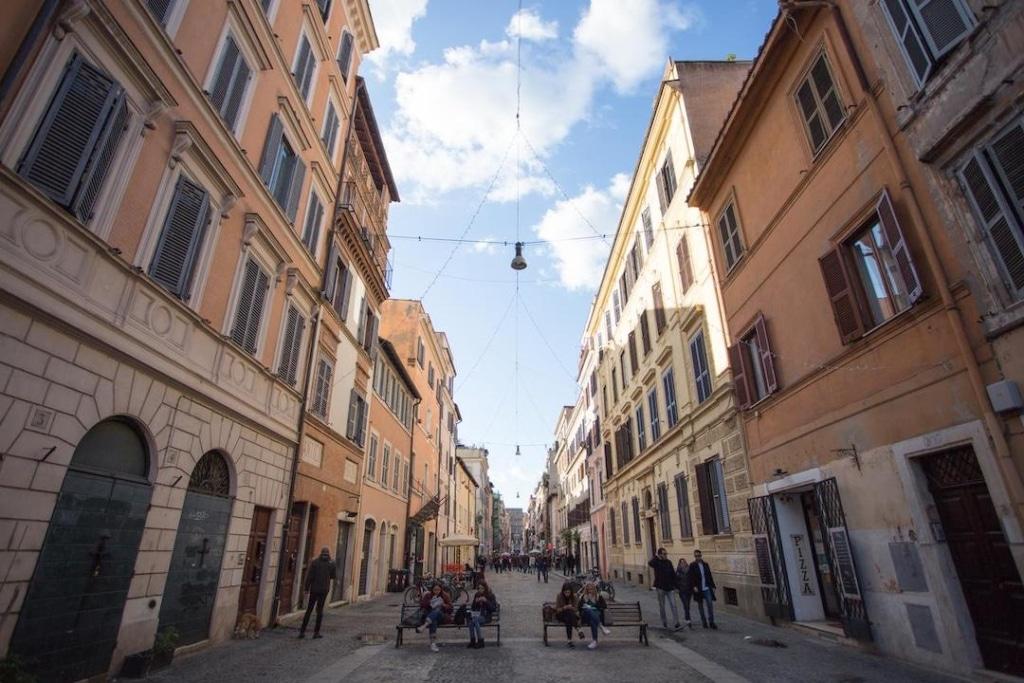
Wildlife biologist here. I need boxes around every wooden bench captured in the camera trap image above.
[541,601,648,646]
[395,603,502,648]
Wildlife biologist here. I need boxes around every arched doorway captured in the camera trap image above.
[10,418,152,682]
[358,519,376,596]
[158,451,233,645]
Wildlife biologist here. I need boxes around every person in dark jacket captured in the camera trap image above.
[648,548,681,630]
[555,583,582,647]
[687,549,717,629]
[467,580,497,649]
[675,557,693,628]
[298,547,336,638]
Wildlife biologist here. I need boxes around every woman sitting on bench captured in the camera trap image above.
[467,580,496,649]
[555,582,582,648]
[418,584,453,652]
[578,583,612,649]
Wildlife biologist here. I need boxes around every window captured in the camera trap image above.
[604,442,613,480]
[656,150,677,215]
[292,34,316,101]
[621,502,630,544]
[612,289,621,324]
[717,202,744,270]
[229,257,270,354]
[730,315,777,409]
[610,506,617,545]
[635,403,646,453]
[662,367,678,428]
[258,115,306,220]
[276,305,306,386]
[880,0,975,87]
[647,388,660,442]
[677,235,694,292]
[357,301,378,352]
[652,282,667,334]
[19,53,129,223]
[209,35,252,132]
[428,363,435,388]
[417,337,425,366]
[642,207,655,249]
[346,390,367,446]
[673,473,693,538]
[322,101,340,157]
[657,482,671,540]
[149,175,211,299]
[959,120,1024,299]
[611,368,619,403]
[147,0,177,26]
[689,330,712,404]
[402,459,410,494]
[628,330,639,375]
[337,31,354,82]
[301,192,324,256]
[631,496,641,540]
[696,458,730,535]
[619,351,629,388]
[795,53,845,154]
[604,311,613,341]
[393,450,401,492]
[381,444,391,487]
[818,190,922,342]
[324,243,352,319]
[316,0,331,22]
[311,357,333,418]
[367,434,378,479]
[639,311,652,356]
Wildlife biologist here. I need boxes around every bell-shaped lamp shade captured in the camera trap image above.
[511,242,527,270]
[515,444,521,456]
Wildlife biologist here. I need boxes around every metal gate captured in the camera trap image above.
[747,494,792,621]
[158,452,232,645]
[813,477,871,641]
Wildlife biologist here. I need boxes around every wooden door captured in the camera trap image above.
[333,521,352,601]
[924,447,1024,677]
[278,503,303,613]
[237,506,272,617]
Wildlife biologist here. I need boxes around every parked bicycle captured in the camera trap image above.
[402,573,470,606]
[568,568,616,601]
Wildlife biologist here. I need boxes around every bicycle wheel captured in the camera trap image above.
[601,583,615,601]
[403,586,421,605]
[453,588,470,605]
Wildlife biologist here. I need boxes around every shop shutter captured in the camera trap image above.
[875,189,923,303]
[959,154,1024,296]
[695,462,717,535]
[752,315,778,394]
[728,343,751,409]
[258,115,284,185]
[909,0,974,59]
[149,175,211,298]
[880,0,933,86]
[819,248,866,343]
[677,236,694,291]
[285,159,306,221]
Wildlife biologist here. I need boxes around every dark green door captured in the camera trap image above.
[10,419,151,682]
[158,451,233,645]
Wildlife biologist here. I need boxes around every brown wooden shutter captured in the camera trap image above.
[656,171,667,215]
[728,342,751,409]
[876,189,922,303]
[753,314,778,394]
[695,462,716,535]
[677,236,694,291]
[819,248,866,343]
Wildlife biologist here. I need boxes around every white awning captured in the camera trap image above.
[439,534,480,547]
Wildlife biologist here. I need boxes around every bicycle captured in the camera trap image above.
[402,574,469,606]
[569,569,616,601]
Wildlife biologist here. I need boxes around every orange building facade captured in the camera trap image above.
[690,3,1024,676]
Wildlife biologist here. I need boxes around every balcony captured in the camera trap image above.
[338,180,390,290]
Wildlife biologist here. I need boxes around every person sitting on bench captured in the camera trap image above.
[555,582,582,648]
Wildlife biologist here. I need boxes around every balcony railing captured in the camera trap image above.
[337,180,390,287]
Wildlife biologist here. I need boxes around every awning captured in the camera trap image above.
[439,534,480,547]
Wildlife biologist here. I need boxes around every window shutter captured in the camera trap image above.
[245,267,269,353]
[621,502,629,544]
[639,311,651,355]
[294,38,313,97]
[258,115,284,185]
[149,175,211,298]
[695,462,716,535]
[20,55,123,213]
[819,248,866,343]
[210,37,239,114]
[323,240,339,301]
[656,169,668,215]
[677,236,694,291]
[73,94,128,222]
[356,296,367,341]
[231,259,259,349]
[148,0,174,24]
[728,342,751,409]
[632,497,641,539]
[338,32,354,81]
[346,389,359,439]
[322,104,339,152]
[665,150,676,191]
[960,154,1024,296]
[285,160,306,221]
[989,121,1024,219]
[277,306,303,386]
[875,189,923,303]
[753,315,778,394]
[303,194,323,253]
[222,56,250,131]
[880,0,933,86]
[909,0,974,59]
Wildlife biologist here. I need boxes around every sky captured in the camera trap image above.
[364,0,776,507]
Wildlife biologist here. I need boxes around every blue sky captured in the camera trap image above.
[364,0,776,504]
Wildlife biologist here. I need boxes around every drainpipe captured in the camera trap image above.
[402,396,422,576]
[782,1,1024,515]
[270,78,365,624]
[0,0,60,109]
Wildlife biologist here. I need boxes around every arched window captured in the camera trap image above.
[189,451,231,496]
[71,418,148,478]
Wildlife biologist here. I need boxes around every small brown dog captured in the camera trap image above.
[234,612,262,639]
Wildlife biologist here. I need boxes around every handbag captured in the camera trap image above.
[453,605,468,626]
[402,608,426,626]
[542,605,556,622]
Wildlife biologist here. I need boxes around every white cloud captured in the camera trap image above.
[366,0,429,77]
[534,175,625,291]
[506,8,558,41]
[472,237,499,254]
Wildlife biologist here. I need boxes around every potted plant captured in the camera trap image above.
[151,627,180,671]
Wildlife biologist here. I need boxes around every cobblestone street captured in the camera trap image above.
[147,571,961,683]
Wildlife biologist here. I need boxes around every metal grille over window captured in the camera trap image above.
[189,451,231,496]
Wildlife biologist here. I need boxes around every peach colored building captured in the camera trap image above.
[0,0,382,678]
[690,4,1024,676]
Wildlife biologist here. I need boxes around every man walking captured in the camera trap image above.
[298,547,336,638]
[648,548,681,630]
[687,549,717,629]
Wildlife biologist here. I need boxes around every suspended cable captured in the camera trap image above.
[389,222,709,246]
[518,293,578,383]
[455,290,517,393]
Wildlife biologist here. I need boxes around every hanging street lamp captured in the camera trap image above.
[510,242,527,270]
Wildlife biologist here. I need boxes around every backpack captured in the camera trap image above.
[453,605,468,626]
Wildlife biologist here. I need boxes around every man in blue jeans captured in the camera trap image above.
[648,547,681,630]
[686,549,717,629]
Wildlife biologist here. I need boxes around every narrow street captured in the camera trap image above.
[148,570,958,683]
